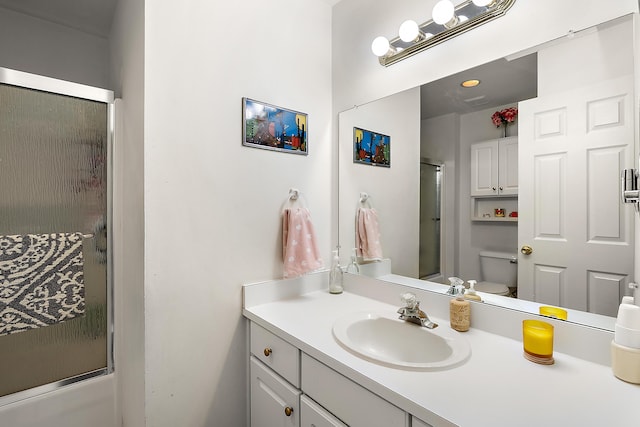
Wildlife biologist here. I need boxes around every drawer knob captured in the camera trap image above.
[284,407,293,417]
[263,347,272,357]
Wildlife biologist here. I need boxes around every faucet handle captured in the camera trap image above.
[400,292,418,309]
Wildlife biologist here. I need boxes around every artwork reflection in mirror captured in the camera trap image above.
[353,127,390,167]
[339,16,636,327]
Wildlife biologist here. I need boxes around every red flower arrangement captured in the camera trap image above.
[491,107,518,127]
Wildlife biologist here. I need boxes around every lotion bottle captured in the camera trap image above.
[329,249,343,294]
[450,284,470,332]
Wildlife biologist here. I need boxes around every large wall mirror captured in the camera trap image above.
[338,14,637,331]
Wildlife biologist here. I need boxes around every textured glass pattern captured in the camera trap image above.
[0,83,108,397]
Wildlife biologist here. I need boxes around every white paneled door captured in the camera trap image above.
[518,75,635,316]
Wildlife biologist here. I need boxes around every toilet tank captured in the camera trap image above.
[479,251,517,286]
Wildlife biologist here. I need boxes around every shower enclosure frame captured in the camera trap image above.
[0,67,115,406]
[419,157,446,282]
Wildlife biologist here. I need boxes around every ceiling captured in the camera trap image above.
[0,0,536,118]
[420,53,538,119]
[0,0,118,37]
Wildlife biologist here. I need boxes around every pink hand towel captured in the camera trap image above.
[356,207,383,261]
[282,208,323,279]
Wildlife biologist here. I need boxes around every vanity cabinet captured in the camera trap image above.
[470,136,518,197]
[300,395,347,427]
[301,353,406,427]
[249,321,408,427]
[412,416,434,427]
[250,356,301,427]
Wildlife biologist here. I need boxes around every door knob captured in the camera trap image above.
[263,347,272,357]
[284,407,294,417]
[521,245,533,255]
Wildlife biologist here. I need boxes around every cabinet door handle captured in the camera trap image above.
[263,347,272,357]
[499,186,503,191]
[284,406,294,417]
[492,187,496,191]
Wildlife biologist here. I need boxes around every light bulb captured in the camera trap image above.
[432,0,455,26]
[399,20,420,43]
[472,0,496,6]
[371,36,391,57]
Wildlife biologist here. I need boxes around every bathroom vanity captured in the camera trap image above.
[243,272,640,427]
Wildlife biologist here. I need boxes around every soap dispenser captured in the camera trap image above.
[329,249,343,294]
[450,284,470,332]
[446,277,465,295]
[464,280,482,302]
[345,248,360,274]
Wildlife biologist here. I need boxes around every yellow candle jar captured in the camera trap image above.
[522,319,554,365]
[539,306,568,320]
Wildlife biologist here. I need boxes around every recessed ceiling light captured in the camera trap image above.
[461,79,481,88]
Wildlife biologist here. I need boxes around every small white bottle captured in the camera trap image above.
[329,249,344,294]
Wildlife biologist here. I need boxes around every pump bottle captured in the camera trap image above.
[329,249,343,294]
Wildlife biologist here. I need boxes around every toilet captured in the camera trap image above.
[477,250,517,296]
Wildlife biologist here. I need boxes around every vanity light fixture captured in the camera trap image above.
[371,36,398,57]
[372,0,516,67]
[399,20,425,43]
[432,0,458,29]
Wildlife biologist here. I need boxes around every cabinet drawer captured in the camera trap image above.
[300,395,347,427]
[250,356,301,427]
[301,354,405,427]
[251,322,300,387]
[412,416,434,427]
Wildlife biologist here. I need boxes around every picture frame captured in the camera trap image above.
[353,127,390,167]
[242,97,308,155]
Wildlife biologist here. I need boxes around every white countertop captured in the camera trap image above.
[243,273,640,427]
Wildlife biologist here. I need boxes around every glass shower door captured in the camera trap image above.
[419,160,442,279]
[0,69,113,402]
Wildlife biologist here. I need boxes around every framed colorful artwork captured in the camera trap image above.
[353,127,390,167]
[242,97,308,155]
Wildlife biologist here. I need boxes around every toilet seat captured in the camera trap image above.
[476,281,511,296]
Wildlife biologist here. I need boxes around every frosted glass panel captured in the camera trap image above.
[0,83,109,397]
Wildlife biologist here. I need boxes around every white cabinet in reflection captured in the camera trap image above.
[470,136,518,197]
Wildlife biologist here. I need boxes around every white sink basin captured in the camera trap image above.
[332,312,471,370]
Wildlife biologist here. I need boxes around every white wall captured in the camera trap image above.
[537,16,634,95]
[110,0,146,425]
[144,1,333,425]
[332,0,638,112]
[0,7,109,89]
[339,88,421,277]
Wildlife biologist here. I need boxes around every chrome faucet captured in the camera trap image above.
[397,293,438,329]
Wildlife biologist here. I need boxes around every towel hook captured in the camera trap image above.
[289,188,300,201]
[359,192,373,208]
